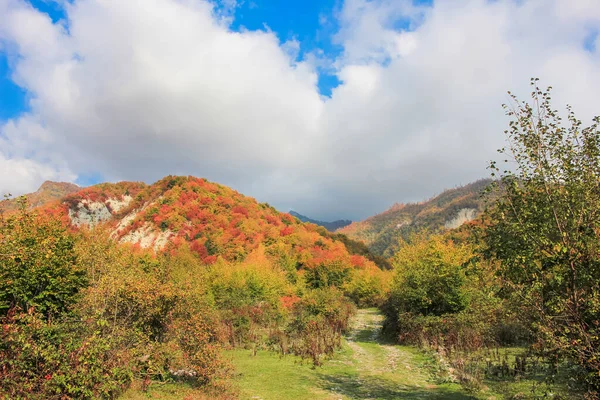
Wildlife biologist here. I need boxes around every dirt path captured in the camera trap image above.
[346,309,417,375]
[323,308,475,399]
[229,309,477,400]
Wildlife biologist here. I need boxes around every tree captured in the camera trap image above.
[385,233,472,318]
[484,79,600,394]
[0,197,86,318]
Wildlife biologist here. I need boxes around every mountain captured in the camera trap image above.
[289,210,352,232]
[1,181,80,212]
[39,175,382,272]
[337,179,492,257]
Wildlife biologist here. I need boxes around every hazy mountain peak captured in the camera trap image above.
[289,210,352,232]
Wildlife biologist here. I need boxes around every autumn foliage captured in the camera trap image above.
[0,176,387,398]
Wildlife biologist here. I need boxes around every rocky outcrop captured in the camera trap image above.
[68,196,133,227]
[444,208,477,229]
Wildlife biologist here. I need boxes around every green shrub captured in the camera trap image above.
[0,201,86,318]
[303,260,352,289]
[381,233,526,352]
[385,234,472,320]
[0,310,132,400]
[77,246,225,386]
[205,251,291,347]
[343,268,391,308]
[483,81,600,394]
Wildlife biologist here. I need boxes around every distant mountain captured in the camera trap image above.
[289,210,352,232]
[337,179,492,257]
[1,181,80,212]
[287,212,390,270]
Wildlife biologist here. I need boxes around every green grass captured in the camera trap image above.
[226,308,476,400]
[121,309,584,400]
[227,348,340,399]
[457,347,584,399]
[227,346,474,400]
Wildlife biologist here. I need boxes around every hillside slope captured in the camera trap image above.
[337,179,491,257]
[42,175,382,272]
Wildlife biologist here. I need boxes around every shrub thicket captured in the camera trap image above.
[484,81,600,395]
[0,205,225,398]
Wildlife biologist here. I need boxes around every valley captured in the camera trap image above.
[2,2,599,398]
[1,114,598,399]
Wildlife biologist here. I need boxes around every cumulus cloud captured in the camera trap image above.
[0,0,599,220]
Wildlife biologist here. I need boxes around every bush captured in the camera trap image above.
[385,234,472,320]
[76,242,226,386]
[0,309,132,400]
[381,232,526,354]
[303,260,352,289]
[0,200,86,318]
[343,267,391,308]
[205,248,292,348]
[283,287,355,366]
[0,231,226,398]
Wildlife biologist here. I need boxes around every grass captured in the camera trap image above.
[120,379,237,400]
[228,348,342,399]
[456,347,584,399]
[121,309,584,399]
[226,308,476,400]
[227,346,474,400]
[120,381,208,400]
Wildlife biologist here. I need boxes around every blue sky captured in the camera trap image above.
[0,54,27,120]
[1,0,64,121]
[0,0,344,121]
[224,0,343,95]
[0,0,434,119]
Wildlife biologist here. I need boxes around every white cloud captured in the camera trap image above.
[0,156,75,196]
[0,0,599,220]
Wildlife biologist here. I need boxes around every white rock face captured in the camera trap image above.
[112,200,148,237]
[68,196,133,227]
[119,222,173,251]
[68,195,172,251]
[444,208,477,229]
[106,195,132,213]
[69,200,113,227]
[153,229,173,250]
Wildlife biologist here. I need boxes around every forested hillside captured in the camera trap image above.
[37,176,382,274]
[338,179,491,256]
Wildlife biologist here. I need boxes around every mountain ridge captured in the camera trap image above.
[4,177,492,264]
[289,210,352,232]
[337,179,492,256]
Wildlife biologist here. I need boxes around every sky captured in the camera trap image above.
[0,0,599,221]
